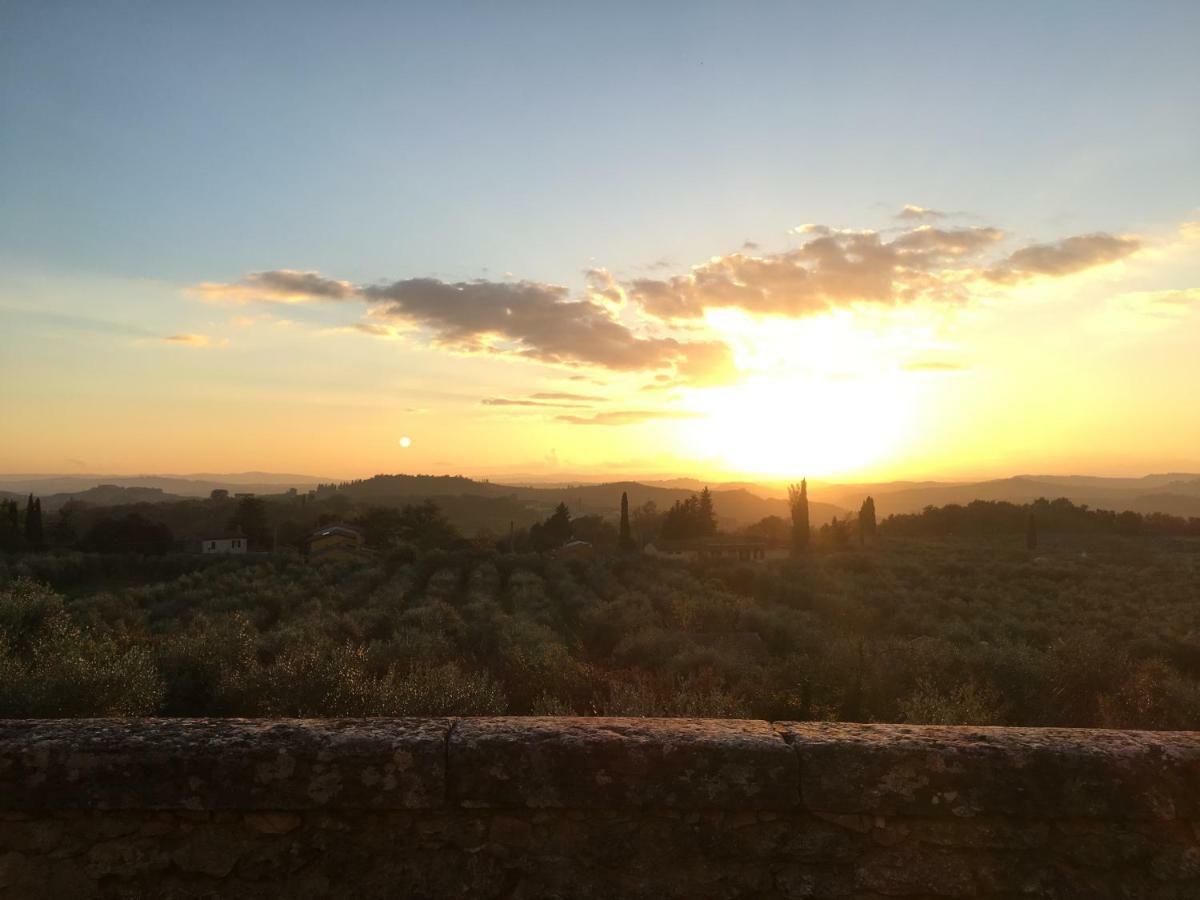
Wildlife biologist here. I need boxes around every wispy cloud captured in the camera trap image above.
[895,204,945,221]
[482,396,593,408]
[163,333,212,347]
[555,410,704,426]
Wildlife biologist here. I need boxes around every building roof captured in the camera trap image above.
[309,525,362,540]
[198,532,245,542]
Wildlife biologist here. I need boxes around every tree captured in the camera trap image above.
[631,500,661,544]
[530,502,572,552]
[660,491,718,540]
[788,480,810,554]
[228,497,270,550]
[858,496,877,545]
[1026,511,1038,551]
[0,500,23,552]
[81,514,175,555]
[618,492,636,552]
[396,500,460,549]
[23,495,44,549]
[697,487,717,536]
[48,504,78,548]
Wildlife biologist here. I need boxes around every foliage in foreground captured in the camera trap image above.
[1,533,1199,728]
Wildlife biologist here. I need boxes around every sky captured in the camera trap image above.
[2,1,1198,482]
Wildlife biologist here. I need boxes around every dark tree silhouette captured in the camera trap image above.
[788,480,810,554]
[82,514,175,555]
[48,505,78,548]
[697,487,717,535]
[618,491,635,551]
[1027,511,1038,550]
[530,502,572,551]
[228,497,270,550]
[660,491,718,540]
[0,499,22,552]
[858,496,877,545]
[24,495,44,549]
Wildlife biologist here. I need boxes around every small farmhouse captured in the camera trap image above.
[307,525,367,562]
[644,537,787,563]
[199,533,247,555]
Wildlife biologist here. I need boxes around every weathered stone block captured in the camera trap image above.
[448,717,799,809]
[0,719,449,810]
[777,722,1200,820]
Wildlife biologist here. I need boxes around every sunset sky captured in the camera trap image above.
[2,2,1198,482]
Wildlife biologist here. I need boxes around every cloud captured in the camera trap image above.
[194,268,736,383]
[896,205,945,221]
[163,333,211,347]
[482,396,593,408]
[629,225,1006,320]
[988,233,1141,281]
[529,391,607,402]
[192,270,356,304]
[190,217,1147,385]
[363,277,732,382]
[628,225,1146,321]
[555,409,705,426]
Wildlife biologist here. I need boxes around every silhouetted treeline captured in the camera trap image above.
[660,487,717,539]
[880,497,1200,538]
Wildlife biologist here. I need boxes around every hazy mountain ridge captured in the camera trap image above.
[5,471,1200,523]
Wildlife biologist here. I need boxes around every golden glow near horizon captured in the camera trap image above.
[2,220,1198,483]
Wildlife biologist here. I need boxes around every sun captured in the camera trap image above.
[675,310,924,479]
[399,436,412,448]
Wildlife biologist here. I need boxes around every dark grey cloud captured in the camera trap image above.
[198,270,736,383]
[363,277,703,373]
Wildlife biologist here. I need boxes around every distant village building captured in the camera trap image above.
[209,489,229,501]
[199,533,247,554]
[307,525,366,562]
[644,537,786,563]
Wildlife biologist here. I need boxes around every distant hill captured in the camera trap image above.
[6,470,1199,524]
[333,475,846,527]
[0,473,328,501]
[818,474,1200,518]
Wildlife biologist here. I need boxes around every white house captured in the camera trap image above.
[199,534,248,554]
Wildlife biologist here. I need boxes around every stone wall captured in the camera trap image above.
[0,718,1197,898]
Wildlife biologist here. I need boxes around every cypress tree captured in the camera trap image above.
[618,491,635,551]
[858,496,877,545]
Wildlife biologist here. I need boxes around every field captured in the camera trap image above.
[2,534,1198,728]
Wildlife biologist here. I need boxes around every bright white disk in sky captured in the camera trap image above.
[399,436,412,448]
